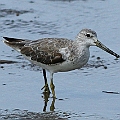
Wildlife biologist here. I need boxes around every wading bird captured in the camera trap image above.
[3,29,120,97]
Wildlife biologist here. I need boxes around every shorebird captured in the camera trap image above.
[3,29,120,97]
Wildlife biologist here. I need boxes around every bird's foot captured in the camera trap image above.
[41,83,50,94]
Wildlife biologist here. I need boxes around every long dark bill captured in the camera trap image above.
[95,40,120,58]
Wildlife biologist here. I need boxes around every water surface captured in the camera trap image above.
[0,0,120,120]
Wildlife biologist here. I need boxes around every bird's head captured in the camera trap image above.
[76,29,120,58]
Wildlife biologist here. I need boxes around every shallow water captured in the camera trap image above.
[0,0,120,120]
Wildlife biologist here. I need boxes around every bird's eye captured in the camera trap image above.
[86,33,91,38]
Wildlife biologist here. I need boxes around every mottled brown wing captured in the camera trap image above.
[20,38,70,64]
[21,46,65,64]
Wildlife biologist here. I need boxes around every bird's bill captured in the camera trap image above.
[95,40,120,58]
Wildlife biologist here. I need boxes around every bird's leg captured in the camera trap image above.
[50,72,56,98]
[50,97,55,111]
[41,69,50,94]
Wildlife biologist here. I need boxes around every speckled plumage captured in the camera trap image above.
[3,34,91,73]
[21,38,73,65]
[3,29,119,96]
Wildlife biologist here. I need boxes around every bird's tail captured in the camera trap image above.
[3,37,30,52]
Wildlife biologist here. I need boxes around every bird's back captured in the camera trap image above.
[3,37,73,65]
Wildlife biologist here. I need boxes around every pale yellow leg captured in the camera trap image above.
[50,72,56,98]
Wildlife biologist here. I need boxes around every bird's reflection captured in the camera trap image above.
[42,84,56,112]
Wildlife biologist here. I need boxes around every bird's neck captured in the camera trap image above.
[73,39,90,50]
[71,40,90,66]
[71,41,90,59]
